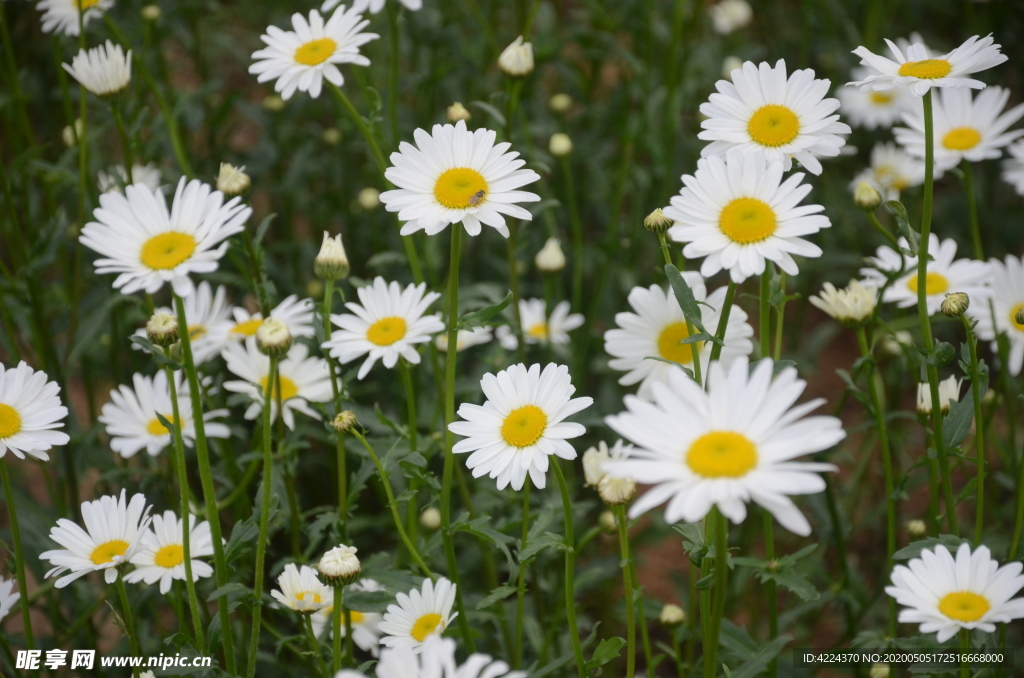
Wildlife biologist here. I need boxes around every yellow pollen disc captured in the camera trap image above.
[658,322,702,364]
[259,375,299,401]
[154,544,185,568]
[366,316,408,346]
[686,431,758,478]
[719,197,777,244]
[411,613,443,642]
[140,232,197,271]
[77,0,100,8]
[527,323,549,340]
[347,610,366,625]
[231,318,263,336]
[898,59,952,79]
[146,415,178,436]
[294,38,337,66]
[0,403,22,438]
[938,591,990,622]
[870,92,894,104]
[500,405,548,448]
[1010,304,1024,331]
[906,271,950,296]
[942,127,982,151]
[296,591,322,604]
[91,539,130,565]
[747,105,800,147]
[433,168,489,209]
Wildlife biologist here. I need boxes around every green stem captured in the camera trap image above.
[867,211,900,248]
[773,273,788,360]
[553,462,586,678]
[704,507,729,678]
[515,483,530,669]
[959,628,970,678]
[615,506,636,678]
[332,586,343,673]
[111,104,135,184]
[323,279,349,530]
[708,282,738,364]
[630,564,654,678]
[762,512,778,678]
[0,460,34,652]
[304,613,330,678]
[759,269,772,358]
[115,575,142,678]
[387,5,401,147]
[561,156,584,313]
[398,359,420,542]
[1009,423,1024,561]
[506,223,526,361]
[959,315,985,544]
[962,161,982,261]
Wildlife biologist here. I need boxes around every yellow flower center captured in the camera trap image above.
[91,539,130,565]
[366,316,408,346]
[870,91,894,104]
[77,0,101,8]
[154,544,185,568]
[898,59,952,79]
[686,431,758,478]
[500,405,548,448]
[189,325,207,340]
[294,38,337,66]
[258,375,299,401]
[140,232,197,271]
[938,591,990,622]
[411,613,443,642]
[658,322,702,364]
[719,197,777,244]
[942,127,982,151]
[747,105,800,148]
[1010,304,1024,331]
[296,591,322,604]
[433,168,488,209]
[347,610,366,625]
[906,271,949,296]
[231,318,263,337]
[527,323,549,340]
[146,415,178,436]
[0,403,22,438]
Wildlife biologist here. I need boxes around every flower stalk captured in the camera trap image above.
[553,461,586,678]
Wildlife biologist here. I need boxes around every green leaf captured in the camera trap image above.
[587,637,626,671]
[665,264,724,347]
[893,535,967,561]
[253,213,276,247]
[518,532,569,562]
[943,388,975,449]
[763,570,820,602]
[930,341,956,366]
[884,200,918,255]
[468,100,507,127]
[458,290,513,330]
[206,583,250,603]
[643,356,695,380]
[130,336,180,369]
[476,585,517,610]
[345,589,396,613]
[729,635,791,678]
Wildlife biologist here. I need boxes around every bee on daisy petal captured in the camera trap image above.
[125,511,216,594]
[378,577,458,650]
[0,362,70,462]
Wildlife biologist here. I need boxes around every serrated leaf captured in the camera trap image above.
[253,213,276,247]
[476,585,517,610]
[763,570,819,602]
[665,264,724,347]
[943,389,975,449]
[458,290,512,330]
[643,355,695,380]
[729,635,791,678]
[884,200,918,255]
[518,532,569,562]
[587,637,626,670]
[893,535,966,561]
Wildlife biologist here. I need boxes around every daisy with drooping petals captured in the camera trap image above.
[80,178,251,298]
[895,87,1024,172]
[435,327,493,353]
[886,543,1024,643]
[838,68,917,130]
[1002,140,1024,195]
[860,233,990,315]
[125,511,215,594]
[448,363,593,491]
[850,34,1007,96]
[312,578,384,654]
[604,278,754,399]
[916,376,962,415]
[809,279,878,326]
[227,295,316,343]
[604,357,845,536]
[0,578,19,621]
[272,563,332,613]
[224,340,332,429]
[134,282,233,364]
[380,120,541,237]
[37,0,114,36]
[699,59,850,175]
[323,277,444,379]
[850,142,928,201]
[665,149,831,283]
[40,490,152,588]
[496,299,583,351]
[971,254,1024,375]
[98,163,162,194]
[323,0,422,13]
[99,371,230,459]
[379,577,458,650]
[0,362,70,462]
[249,7,378,100]
[62,40,131,98]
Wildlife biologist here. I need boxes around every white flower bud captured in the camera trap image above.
[644,208,673,235]
[940,292,969,318]
[598,510,617,534]
[263,95,285,112]
[722,55,744,80]
[582,445,610,487]
[358,187,381,210]
[907,519,927,538]
[917,376,961,415]
[216,163,250,197]
[62,118,84,147]
[141,5,161,20]
[535,238,566,273]
[854,181,883,211]
[549,133,573,157]
[420,507,442,530]
[709,0,753,35]
[549,93,573,114]
[318,544,361,586]
[659,603,685,626]
[315,231,350,281]
[331,410,357,433]
[322,128,342,145]
[598,474,636,505]
[146,311,179,347]
[447,101,471,122]
[256,317,292,357]
[498,36,534,77]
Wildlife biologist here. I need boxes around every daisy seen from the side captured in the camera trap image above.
[0,362,70,462]
[971,254,1024,375]
[1002,140,1024,195]
[311,578,385,654]
[496,299,583,351]
[378,577,458,651]
[838,67,916,130]
[38,0,114,36]
[323,0,422,13]
[0,578,19,621]
[850,142,927,201]
[272,563,332,614]
[125,511,215,594]
[227,295,316,343]
[62,40,131,98]
[916,376,962,415]
[435,327,493,353]
[98,163,162,194]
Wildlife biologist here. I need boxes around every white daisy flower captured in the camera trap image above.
[223,340,333,429]
[665,148,831,283]
[99,371,230,460]
[0,577,19,621]
[604,357,845,536]
[338,635,526,678]
[838,68,917,130]
[495,299,583,352]
[581,439,633,487]
[272,563,332,614]
[699,59,850,175]
[124,511,215,594]
[380,120,541,237]
[133,282,234,365]
[604,278,754,399]
[80,178,252,298]
[971,254,1024,375]
[708,0,752,35]
[850,142,928,201]
[378,577,458,651]
[322,277,444,380]
[1003,140,1024,196]
[895,86,1024,172]
[39,490,152,588]
[227,295,316,343]
[323,0,422,13]
[435,327,493,353]
[850,34,1007,96]
[62,40,131,98]
[311,578,385,655]
[808,279,879,326]
[448,363,593,491]
[860,233,990,315]
[249,7,379,100]
[0,362,70,462]
[886,543,1024,643]
[916,376,962,415]
[37,0,113,36]
[97,163,162,194]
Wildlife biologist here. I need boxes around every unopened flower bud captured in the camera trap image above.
[869,664,890,678]
[146,312,179,347]
[644,208,672,234]
[141,5,161,20]
[62,118,84,147]
[722,55,743,80]
[263,95,285,112]
[420,507,442,530]
[940,292,969,317]
[549,93,573,114]
[710,0,753,35]
[598,510,617,534]
[322,128,342,145]
[318,544,361,586]
[331,410,357,433]
[358,187,380,210]
[216,163,250,197]
[598,474,636,505]
[659,603,685,626]
[549,133,573,157]
[256,317,291,356]
[907,519,927,538]
[535,238,566,272]
[315,232,350,281]
[854,181,882,211]
[447,101,471,123]
[498,36,534,77]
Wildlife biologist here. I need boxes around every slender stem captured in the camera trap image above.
[958,315,986,544]
[708,282,738,364]
[773,273,788,360]
[959,629,970,678]
[506,223,526,360]
[962,161,982,261]
[387,5,401,147]
[615,505,636,678]
[115,575,142,678]
[398,359,420,541]
[762,513,778,678]
[759,269,772,358]
[111,104,135,184]
[1009,424,1024,561]
[332,586,344,673]
[630,565,654,678]
[553,462,586,678]
[704,507,729,678]
[867,211,900,248]
[0,459,34,652]
[323,279,348,531]
[514,483,530,669]
[561,156,584,313]
[671,627,685,678]
[304,613,330,678]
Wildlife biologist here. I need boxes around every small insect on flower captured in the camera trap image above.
[467,190,486,206]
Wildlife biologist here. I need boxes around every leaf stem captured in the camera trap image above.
[553,462,586,678]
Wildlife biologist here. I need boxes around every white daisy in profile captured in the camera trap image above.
[125,511,215,594]
[604,278,754,399]
[323,0,422,13]
[0,578,19,621]
[665,148,831,283]
[97,163,162,194]
[448,363,593,491]
[322,277,444,380]
[916,376,962,415]
[311,578,385,655]
[886,543,1024,643]
[378,577,458,650]
[227,295,316,343]
[40,490,152,588]
[223,340,333,429]
[80,178,251,297]
[1002,140,1024,196]
[99,371,231,460]
[0,361,70,462]
[860,233,990,315]
[850,142,927,201]
[699,59,850,175]
[37,0,113,36]
[971,254,1024,375]
[272,563,332,614]
[895,86,1024,172]
[838,68,916,130]
[338,635,526,678]
[604,357,845,536]
[809,279,878,326]
[62,40,131,98]
[496,299,583,351]
[134,282,233,364]
[850,34,1007,96]
[435,327,493,353]
[249,7,378,100]
[380,120,541,237]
